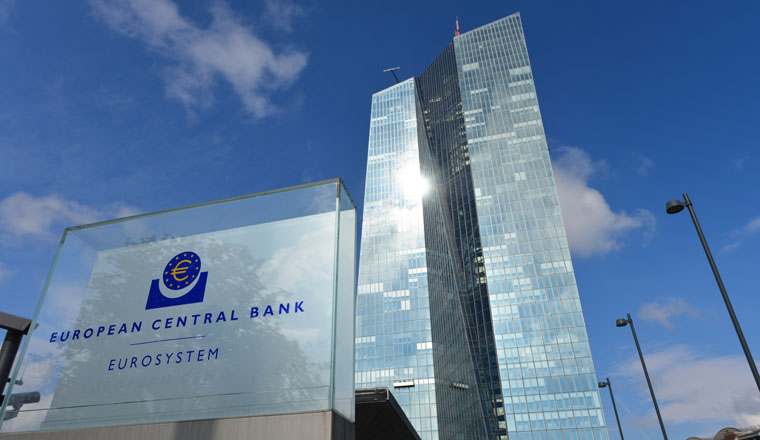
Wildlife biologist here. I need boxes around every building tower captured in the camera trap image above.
[355,12,609,440]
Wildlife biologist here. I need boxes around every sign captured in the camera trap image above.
[0,180,356,433]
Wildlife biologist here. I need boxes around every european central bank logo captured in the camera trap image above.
[145,252,208,310]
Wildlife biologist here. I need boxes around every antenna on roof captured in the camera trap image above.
[455,17,460,36]
[383,67,401,84]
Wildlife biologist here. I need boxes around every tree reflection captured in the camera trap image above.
[42,234,330,429]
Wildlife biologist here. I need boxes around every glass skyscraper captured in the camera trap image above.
[355,12,608,440]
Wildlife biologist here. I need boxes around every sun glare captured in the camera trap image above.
[397,162,430,200]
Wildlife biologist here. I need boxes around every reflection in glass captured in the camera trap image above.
[0,180,356,433]
[357,13,608,440]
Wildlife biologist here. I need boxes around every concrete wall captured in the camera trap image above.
[1,410,354,440]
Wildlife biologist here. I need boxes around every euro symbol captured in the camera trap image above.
[170,260,193,282]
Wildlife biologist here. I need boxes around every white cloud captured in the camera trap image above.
[722,216,760,253]
[639,297,701,328]
[634,153,654,175]
[256,214,334,294]
[731,157,747,171]
[263,0,305,32]
[89,0,308,117]
[615,345,760,428]
[553,147,656,257]
[747,218,760,234]
[0,260,16,283]
[0,0,14,24]
[45,283,86,328]
[18,356,58,391]
[0,192,140,244]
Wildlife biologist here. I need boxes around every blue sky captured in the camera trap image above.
[1,0,759,438]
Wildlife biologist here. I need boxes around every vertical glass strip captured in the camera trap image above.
[329,182,342,411]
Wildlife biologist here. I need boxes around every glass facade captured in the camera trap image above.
[356,12,608,440]
[1,180,357,433]
[355,79,488,440]
[417,40,505,440]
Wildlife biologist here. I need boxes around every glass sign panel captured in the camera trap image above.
[0,179,356,432]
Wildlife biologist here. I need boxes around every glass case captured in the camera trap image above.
[0,179,356,433]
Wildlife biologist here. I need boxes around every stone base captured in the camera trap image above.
[1,411,354,440]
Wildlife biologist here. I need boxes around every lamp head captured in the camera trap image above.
[666,199,685,214]
[616,318,629,327]
[598,381,607,388]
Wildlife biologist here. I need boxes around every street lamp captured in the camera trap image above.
[666,193,760,393]
[0,311,33,401]
[598,377,624,440]
[617,313,668,439]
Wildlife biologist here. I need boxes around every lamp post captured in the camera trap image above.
[598,377,624,440]
[666,193,760,394]
[617,314,668,439]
